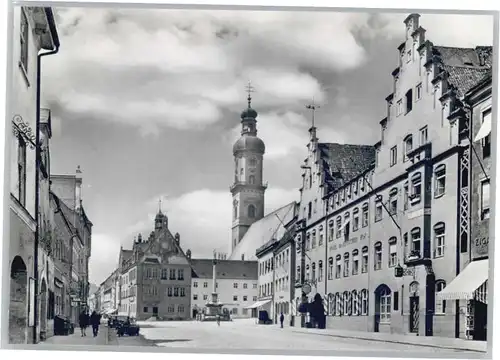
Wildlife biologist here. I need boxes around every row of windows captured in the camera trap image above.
[121,269,137,285]
[121,285,137,299]
[143,268,185,281]
[193,281,258,289]
[259,275,291,297]
[304,175,370,219]
[141,286,187,297]
[319,281,447,322]
[298,223,448,282]
[299,170,447,253]
[260,252,290,276]
[388,128,429,167]
[119,303,136,314]
[193,294,258,302]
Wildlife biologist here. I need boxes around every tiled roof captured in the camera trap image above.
[442,65,492,98]
[228,202,297,261]
[432,45,493,98]
[120,249,133,262]
[318,143,375,190]
[190,259,258,280]
[433,46,483,67]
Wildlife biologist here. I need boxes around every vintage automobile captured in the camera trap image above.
[116,318,140,337]
[108,315,128,329]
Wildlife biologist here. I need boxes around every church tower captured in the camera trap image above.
[230,83,267,253]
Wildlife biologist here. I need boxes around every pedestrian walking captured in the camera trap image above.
[79,310,88,337]
[280,312,284,328]
[90,311,100,337]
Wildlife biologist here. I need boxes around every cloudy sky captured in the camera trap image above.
[41,7,493,285]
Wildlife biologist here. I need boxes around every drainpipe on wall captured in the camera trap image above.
[33,8,60,344]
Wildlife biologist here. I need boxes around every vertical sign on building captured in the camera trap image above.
[28,277,35,327]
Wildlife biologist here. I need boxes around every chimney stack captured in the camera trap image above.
[75,165,83,211]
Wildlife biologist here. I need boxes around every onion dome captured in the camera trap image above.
[241,107,258,119]
[233,135,266,154]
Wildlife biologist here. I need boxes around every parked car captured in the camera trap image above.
[108,315,128,329]
[116,318,140,337]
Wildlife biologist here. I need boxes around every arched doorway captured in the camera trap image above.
[374,284,392,333]
[9,256,28,344]
[40,279,48,340]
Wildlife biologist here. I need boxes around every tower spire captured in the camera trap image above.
[158,198,162,213]
[245,81,255,108]
[306,97,320,129]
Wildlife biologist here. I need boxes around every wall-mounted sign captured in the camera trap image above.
[329,234,366,251]
[28,277,35,327]
[472,237,489,259]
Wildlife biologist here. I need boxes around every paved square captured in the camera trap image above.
[116,320,479,354]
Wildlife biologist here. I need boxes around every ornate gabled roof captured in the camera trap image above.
[318,143,375,191]
[120,249,133,262]
[190,259,258,280]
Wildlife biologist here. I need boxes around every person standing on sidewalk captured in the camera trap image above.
[79,310,88,337]
[280,312,284,328]
[90,311,100,337]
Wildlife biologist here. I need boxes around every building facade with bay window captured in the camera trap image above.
[293,13,492,340]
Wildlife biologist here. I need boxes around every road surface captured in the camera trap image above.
[114,319,475,355]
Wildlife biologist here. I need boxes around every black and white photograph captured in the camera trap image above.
[0,1,498,358]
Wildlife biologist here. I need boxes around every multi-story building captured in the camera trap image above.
[51,168,93,325]
[436,72,492,341]
[294,127,375,330]
[255,218,297,325]
[117,208,192,320]
[292,13,492,340]
[37,108,57,341]
[7,6,59,344]
[98,270,119,316]
[189,256,258,318]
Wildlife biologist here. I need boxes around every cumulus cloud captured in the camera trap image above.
[41,8,381,135]
[115,188,299,262]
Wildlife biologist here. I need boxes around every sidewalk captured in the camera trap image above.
[285,326,487,353]
[40,326,109,347]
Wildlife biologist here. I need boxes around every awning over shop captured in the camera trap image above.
[474,114,492,142]
[437,259,489,302]
[245,299,272,309]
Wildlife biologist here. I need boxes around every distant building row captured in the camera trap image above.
[90,209,258,320]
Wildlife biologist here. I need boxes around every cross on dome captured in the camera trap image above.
[245,81,255,108]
